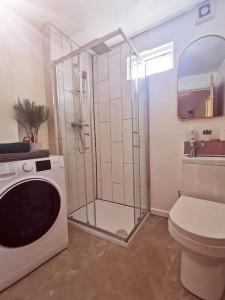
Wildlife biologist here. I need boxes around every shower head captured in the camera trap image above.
[91,41,111,55]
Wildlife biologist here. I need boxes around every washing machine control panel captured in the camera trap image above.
[35,160,51,172]
[0,156,65,177]
[22,162,34,173]
[0,163,19,181]
[19,156,64,175]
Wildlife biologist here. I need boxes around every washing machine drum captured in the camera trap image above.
[0,179,61,248]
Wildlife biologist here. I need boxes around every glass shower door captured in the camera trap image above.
[55,52,96,226]
[130,55,149,227]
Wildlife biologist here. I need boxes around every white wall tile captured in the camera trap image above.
[123,119,133,163]
[98,80,110,122]
[85,152,93,180]
[122,74,132,119]
[77,151,85,168]
[68,184,79,213]
[86,179,94,203]
[110,99,123,142]
[97,180,102,199]
[121,42,131,75]
[140,143,148,188]
[61,138,67,156]
[101,163,112,201]
[67,154,77,185]
[64,91,74,123]
[93,55,97,64]
[100,122,111,162]
[100,140,111,163]
[112,142,124,183]
[112,183,124,204]
[65,123,76,154]
[109,53,121,99]
[63,59,73,91]
[83,101,91,126]
[94,103,99,122]
[56,71,65,106]
[95,121,100,143]
[93,63,99,103]
[96,142,101,180]
[58,106,66,139]
[97,54,108,82]
[78,195,86,208]
[78,167,85,197]
[124,164,134,206]
[99,122,110,142]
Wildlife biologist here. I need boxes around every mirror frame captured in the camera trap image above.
[177,34,225,121]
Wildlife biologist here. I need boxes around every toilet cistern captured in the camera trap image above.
[168,156,225,300]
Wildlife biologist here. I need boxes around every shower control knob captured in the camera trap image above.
[22,163,34,173]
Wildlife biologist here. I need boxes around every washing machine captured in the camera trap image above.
[0,155,68,291]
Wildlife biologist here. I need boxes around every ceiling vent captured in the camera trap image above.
[195,0,215,24]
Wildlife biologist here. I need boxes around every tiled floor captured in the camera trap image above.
[0,216,222,300]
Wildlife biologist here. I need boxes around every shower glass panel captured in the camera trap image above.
[130,54,149,226]
[54,30,149,242]
[56,52,96,226]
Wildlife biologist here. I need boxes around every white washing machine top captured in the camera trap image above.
[169,196,225,246]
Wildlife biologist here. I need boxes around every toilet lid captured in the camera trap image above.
[169,196,225,246]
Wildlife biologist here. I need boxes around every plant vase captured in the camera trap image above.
[30,142,42,151]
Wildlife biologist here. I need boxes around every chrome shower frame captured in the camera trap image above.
[52,28,150,245]
[54,28,142,65]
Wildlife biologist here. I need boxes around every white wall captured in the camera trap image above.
[132,0,225,215]
[0,16,48,147]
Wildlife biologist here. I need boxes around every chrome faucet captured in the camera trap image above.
[189,141,197,157]
[187,129,198,157]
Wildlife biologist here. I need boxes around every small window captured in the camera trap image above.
[127,42,174,80]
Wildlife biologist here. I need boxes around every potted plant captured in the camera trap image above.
[14,99,48,151]
[202,129,212,141]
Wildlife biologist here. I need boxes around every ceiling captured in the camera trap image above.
[5,0,199,45]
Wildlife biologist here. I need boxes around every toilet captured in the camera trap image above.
[169,157,225,300]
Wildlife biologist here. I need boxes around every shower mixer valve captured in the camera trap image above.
[71,121,90,128]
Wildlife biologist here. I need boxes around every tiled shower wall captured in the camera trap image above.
[43,24,95,213]
[93,43,149,209]
[43,25,149,214]
[57,53,95,214]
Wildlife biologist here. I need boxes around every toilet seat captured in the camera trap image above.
[169,196,225,258]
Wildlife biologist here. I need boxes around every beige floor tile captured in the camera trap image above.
[0,216,218,300]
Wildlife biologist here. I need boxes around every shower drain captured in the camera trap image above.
[115,229,128,238]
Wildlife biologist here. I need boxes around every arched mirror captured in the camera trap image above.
[177,35,225,120]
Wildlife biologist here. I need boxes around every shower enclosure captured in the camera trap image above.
[53,28,149,244]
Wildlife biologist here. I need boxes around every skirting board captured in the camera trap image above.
[151,208,169,218]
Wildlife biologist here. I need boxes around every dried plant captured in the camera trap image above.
[14,99,48,143]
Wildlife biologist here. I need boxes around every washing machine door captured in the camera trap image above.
[0,179,61,248]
